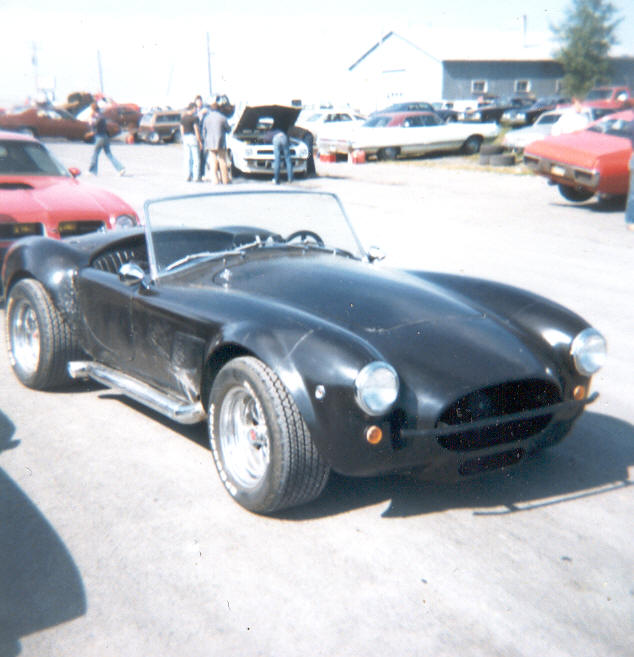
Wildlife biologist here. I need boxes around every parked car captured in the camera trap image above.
[501,97,571,127]
[137,109,183,143]
[503,107,614,152]
[296,108,366,154]
[0,106,119,141]
[582,86,632,111]
[228,105,309,177]
[337,111,499,160]
[523,110,634,202]
[1,189,606,513]
[0,130,139,264]
[460,96,534,123]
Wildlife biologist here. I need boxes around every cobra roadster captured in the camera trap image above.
[2,190,606,513]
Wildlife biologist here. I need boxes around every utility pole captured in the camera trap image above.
[31,42,39,97]
[206,32,213,97]
[97,50,104,95]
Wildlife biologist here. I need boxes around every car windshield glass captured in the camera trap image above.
[587,117,634,138]
[144,190,367,278]
[536,113,561,125]
[585,89,612,100]
[364,116,391,127]
[0,140,68,176]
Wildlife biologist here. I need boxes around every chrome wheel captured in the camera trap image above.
[10,298,41,376]
[218,385,270,489]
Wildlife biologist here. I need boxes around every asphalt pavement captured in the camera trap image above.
[1,140,632,657]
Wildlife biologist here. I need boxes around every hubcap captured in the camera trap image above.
[11,299,40,374]
[218,386,270,489]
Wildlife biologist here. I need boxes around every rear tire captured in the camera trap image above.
[462,135,483,155]
[208,356,330,513]
[6,279,79,389]
[378,147,399,161]
[557,184,594,203]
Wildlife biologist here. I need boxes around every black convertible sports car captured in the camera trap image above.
[2,190,606,513]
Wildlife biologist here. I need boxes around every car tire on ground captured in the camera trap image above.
[461,135,483,155]
[479,143,504,155]
[378,147,399,161]
[557,184,594,203]
[6,279,79,390]
[208,356,330,514]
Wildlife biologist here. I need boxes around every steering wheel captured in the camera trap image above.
[285,230,324,247]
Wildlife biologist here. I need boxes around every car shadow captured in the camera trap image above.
[551,197,626,213]
[0,409,87,657]
[105,396,633,521]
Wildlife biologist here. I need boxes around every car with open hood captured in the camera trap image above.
[523,110,634,202]
[0,130,139,265]
[227,105,309,177]
[1,189,606,514]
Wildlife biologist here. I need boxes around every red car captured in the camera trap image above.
[523,110,634,202]
[0,130,139,265]
[0,106,120,141]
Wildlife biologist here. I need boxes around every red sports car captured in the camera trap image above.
[0,130,139,264]
[523,110,634,202]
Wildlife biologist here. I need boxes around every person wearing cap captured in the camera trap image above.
[180,102,202,182]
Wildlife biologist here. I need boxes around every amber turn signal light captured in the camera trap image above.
[573,385,587,401]
[365,425,383,445]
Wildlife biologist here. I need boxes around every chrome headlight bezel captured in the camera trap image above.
[354,361,399,416]
[570,328,607,376]
[113,214,137,229]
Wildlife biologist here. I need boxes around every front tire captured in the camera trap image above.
[6,279,79,389]
[462,135,483,155]
[208,356,330,513]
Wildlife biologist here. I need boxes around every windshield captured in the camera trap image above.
[585,89,612,101]
[587,116,634,138]
[0,140,69,176]
[143,190,367,279]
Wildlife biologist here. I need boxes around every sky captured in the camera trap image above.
[1,0,633,110]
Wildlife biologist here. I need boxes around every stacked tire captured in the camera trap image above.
[479,144,516,167]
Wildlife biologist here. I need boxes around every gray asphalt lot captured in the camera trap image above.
[1,140,632,657]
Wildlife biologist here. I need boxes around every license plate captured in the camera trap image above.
[551,165,566,177]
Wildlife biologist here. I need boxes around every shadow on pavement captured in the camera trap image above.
[0,409,86,657]
[281,411,633,519]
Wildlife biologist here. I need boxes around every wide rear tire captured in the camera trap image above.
[6,279,79,389]
[557,184,594,203]
[208,356,330,514]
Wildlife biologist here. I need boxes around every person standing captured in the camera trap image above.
[626,137,634,230]
[201,100,231,184]
[180,102,202,182]
[272,129,293,185]
[88,103,126,176]
[194,95,208,180]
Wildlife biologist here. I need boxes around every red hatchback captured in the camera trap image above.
[523,110,634,202]
[0,131,139,265]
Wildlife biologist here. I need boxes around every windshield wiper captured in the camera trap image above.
[164,239,266,272]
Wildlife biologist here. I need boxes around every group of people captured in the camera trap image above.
[180,95,232,184]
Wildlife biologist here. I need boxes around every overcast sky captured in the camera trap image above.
[2,0,633,108]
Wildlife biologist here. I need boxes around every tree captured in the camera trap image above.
[552,0,622,98]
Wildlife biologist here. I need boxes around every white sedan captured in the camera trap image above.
[297,109,366,154]
[228,105,309,177]
[324,111,499,160]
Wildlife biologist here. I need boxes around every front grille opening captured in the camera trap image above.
[437,380,561,451]
[459,448,525,476]
[59,220,105,237]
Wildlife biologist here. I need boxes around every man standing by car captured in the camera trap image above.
[202,100,230,184]
[180,102,202,182]
[271,128,293,185]
[88,103,126,176]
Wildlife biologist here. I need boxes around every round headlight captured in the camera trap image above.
[570,328,606,376]
[354,362,399,416]
[114,214,137,229]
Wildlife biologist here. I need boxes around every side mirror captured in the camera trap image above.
[119,262,145,286]
[367,246,386,263]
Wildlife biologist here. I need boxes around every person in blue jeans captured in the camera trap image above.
[626,145,634,231]
[272,130,293,185]
[88,103,126,176]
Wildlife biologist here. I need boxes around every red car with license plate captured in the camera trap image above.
[523,110,634,202]
[0,130,139,268]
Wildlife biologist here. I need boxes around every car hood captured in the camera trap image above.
[233,105,300,134]
[0,175,131,222]
[202,254,549,387]
[524,130,632,167]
